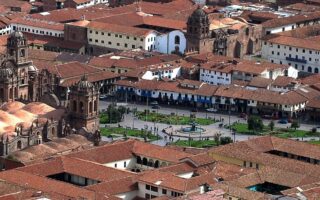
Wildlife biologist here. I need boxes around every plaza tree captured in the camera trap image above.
[291,120,300,130]
[268,120,275,131]
[247,116,264,133]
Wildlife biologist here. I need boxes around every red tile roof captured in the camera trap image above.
[87,21,154,37]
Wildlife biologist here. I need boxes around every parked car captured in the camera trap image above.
[278,119,288,124]
[150,101,158,106]
[151,105,160,109]
[206,108,218,112]
[99,94,108,100]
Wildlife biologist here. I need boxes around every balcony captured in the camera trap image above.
[285,57,307,64]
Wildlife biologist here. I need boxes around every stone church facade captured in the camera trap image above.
[185,7,262,58]
[0,32,100,156]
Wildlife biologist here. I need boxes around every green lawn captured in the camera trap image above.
[230,123,268,135]
[231,123,316,138]
[100,127,160,141]
[136,112,215,125]
[275,129,315,138]
[174,140,218,148]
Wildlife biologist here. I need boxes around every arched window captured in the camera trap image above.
[136,156,142,164]
[79,101,84,113]
[308,66,312,73]
[0,88,3,98]
[89,101,93,113]
[94,100,97,112]
[17,141,22,149]
[245,28,250,36]
[174,36,180,45]
[315,68,319,73]
[52,127,55,136]
[142,157,148,166]
[20,49,25,57]
[73,100,77,112]
[154,160,160,168]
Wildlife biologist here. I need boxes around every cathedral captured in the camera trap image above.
[185,6,262,58]
[0,31,100,156]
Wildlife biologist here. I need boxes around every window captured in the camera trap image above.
[95,39,98,43]
[277,45,280,49]
[101,40,104,43]
[101,32,104,35]
[249,162,253,167]
[174,35,180,45]
[140,38,143,41]
[124,161,127,167]
[124,43,128,47]
[162,189,167,194]
[117,43,120,46]
[114,163,117,168]
[119,35,122,38]
[132,45,135,48]
[134,37,137,40]
[95,31,98,34]
[89,30,92,33]
[108,33,111,36]
[151,186,158,192]
[272,51,274,55]
[243,161,246,167]
[115,34,118,37]
[127,36,129,39]
[146,185,151,190]
[256,164,259,169]
[108,41,112,45]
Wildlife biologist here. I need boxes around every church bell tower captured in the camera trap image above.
[185,6,213,54]
[68,75,100,133]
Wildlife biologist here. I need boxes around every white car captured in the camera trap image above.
[206,108,218,112]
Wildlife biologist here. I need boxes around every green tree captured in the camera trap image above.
[268,120,275,131]
[247,116,263,133]
[291,120,300,130]
[220,136,233,145]
[214,133,221,145]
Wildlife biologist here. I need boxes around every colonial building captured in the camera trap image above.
[262,24,320,74]
[0,31,101,156]
[185,6,262,58]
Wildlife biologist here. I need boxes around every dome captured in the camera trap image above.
[1,60,15,69]
[76,75,95,90]
[0,67,13,79]
[192,7,206,18]
[28,65,38,72]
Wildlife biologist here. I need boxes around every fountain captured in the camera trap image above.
[181,121,205,134]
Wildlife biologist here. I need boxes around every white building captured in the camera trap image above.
[199,61,233,85]
[262,31,320,74]
[199,58,295,86]
[141,64,181,80]
[262,12,320,35]
[87,21,157,52]
[10,17,64,38]
[156,30,186,55]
